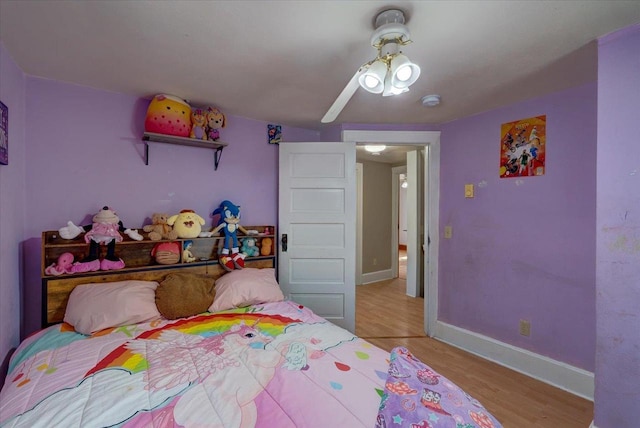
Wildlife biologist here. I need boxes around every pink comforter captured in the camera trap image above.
[1,301,388,427]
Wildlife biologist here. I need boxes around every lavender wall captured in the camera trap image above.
[0,44,27,367]
[595,24,640,427]
[439,83,597,371]
[21,77,318,335]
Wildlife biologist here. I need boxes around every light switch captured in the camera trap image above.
[465,184,474,198]
[444,226,452,239]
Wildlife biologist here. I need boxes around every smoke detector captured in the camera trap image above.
[421,94,441,107]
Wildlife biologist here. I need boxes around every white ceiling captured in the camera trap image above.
[1,1,638,131]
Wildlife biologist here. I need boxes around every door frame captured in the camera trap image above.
[356,162,363,286]
[343,130,440,336]
[391,165,407,282]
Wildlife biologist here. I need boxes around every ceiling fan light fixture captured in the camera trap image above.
[382,71,409,97]
[364,144,386,153]
[390,53,421,88]
[358,59,387,94]
[321,8,422,123]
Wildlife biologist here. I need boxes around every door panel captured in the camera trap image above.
[290,294,345,318]
[291,188,345,213]
[291,223,345,248]
[279,142,356,332]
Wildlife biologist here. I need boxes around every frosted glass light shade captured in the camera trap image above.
[358,60,387,94]
[382,71,409,97]
[389,53,421,89]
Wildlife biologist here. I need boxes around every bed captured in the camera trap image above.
[0,267,502,428]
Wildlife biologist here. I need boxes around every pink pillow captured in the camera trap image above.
[64,280,161,335]
[208,268,284,312]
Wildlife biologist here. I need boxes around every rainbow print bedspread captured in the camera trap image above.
[1,301,502,428]
[1,301,388,427]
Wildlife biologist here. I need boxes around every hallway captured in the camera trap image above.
[355,276,424,338]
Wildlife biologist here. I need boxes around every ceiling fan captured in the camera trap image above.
[321,8,421,123]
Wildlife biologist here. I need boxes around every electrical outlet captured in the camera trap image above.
[373,258,377,266]
[519,319,531,336]
[444,226,452,239]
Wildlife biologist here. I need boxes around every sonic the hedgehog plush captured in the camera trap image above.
[205,200,248,271]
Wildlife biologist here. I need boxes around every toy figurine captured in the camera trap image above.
[206,107,226,141]
[205,200,247,271]
[240,237,260,257]
[44,252,74,276]
[183,240,197,263]
[59,206,143,272]
[190,108,208,141]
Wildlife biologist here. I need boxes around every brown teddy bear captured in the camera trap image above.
[143,213,179,241]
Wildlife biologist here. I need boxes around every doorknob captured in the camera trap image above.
[281,234,288,252]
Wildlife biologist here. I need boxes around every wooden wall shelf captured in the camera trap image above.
[142,132,229,169]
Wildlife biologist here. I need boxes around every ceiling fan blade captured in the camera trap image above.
[321,67,365,123]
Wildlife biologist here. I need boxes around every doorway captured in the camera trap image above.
[345,130,440,336]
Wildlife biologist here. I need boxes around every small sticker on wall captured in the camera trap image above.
[268,124,281,145]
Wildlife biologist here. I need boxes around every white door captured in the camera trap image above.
[278,142,356,332]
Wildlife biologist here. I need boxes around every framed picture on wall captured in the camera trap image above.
[0,101,7,165]
[499,115,546,178]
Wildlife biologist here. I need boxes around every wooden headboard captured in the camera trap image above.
[43,260,274,326]
[41,226,277,327]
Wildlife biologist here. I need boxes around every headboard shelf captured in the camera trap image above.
[41,226,277,327]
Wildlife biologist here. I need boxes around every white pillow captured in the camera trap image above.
[208,268,284,312]
[64,280,161,335]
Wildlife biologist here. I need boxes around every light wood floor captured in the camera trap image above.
[356,278,594,427]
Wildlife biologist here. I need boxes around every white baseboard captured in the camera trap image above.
[361,268,394,284]
[434,321,594,401]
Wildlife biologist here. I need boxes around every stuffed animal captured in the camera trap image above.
[167,209,206,238]
[151,242,181,265]
[189,108,208,141]
[144,94,192,137]
[155,273,215,320]
[58,206,143,273]
[45,252,74,276]
[260,237,273,256]
[240,237,260,257]
[206,107,226,141]
[143,213,179,241]
[183,240,197,263]
[201,200,247,271]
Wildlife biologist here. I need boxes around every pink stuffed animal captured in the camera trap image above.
[45,252,74,276]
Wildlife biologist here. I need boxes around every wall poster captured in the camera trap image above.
[268,124,281,145]
[0,101,7,165]
[500,115,546,178]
